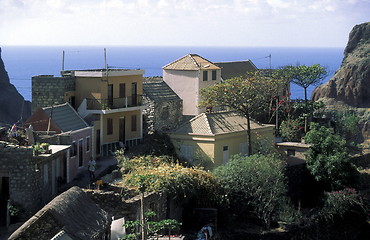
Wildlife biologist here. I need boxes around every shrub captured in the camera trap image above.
[213,154,287,228]
[143,132,177,157]
[279,118,304,142]
[120,155,221,207]
[122,211,181,240]
[305,123,358,190]
[320,187,368,221]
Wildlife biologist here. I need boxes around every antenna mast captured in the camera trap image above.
[104,48,107,69]
[62,50,65,71]
[268,54,271,69]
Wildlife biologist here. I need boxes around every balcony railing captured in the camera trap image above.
[86,95,143,110]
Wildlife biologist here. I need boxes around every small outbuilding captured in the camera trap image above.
[168,111,275,168]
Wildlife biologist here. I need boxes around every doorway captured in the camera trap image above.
[0,175,10,227]
[96,129,101,155]
[108,84,113,108]
[131,82,137,106]
[119,118,125,143]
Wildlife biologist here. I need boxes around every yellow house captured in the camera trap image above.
[61,69,145,157]
[168,111,275,167]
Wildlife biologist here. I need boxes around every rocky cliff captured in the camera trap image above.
[0,47,31,127]
[311,22,370,107]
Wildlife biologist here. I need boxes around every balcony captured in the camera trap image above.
[86,95,143,110]
[77,95,144,118]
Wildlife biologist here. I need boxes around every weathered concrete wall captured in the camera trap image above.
[32,75,75,113]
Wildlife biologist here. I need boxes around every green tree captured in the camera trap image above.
[213,154,287,228]
[282,64,328,102]
[199,71,286,155]
[304,123,357,190]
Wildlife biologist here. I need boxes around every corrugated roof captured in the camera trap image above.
[143,79,181,102]
[215,60,258,80]
[174,111,271,135]
[163,54,221,71]
[43,103,89,132]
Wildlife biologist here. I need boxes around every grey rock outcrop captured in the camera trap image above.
[0,47,31,126]
[311,22,370,107]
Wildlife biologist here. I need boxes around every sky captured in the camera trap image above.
[0,0,369,47]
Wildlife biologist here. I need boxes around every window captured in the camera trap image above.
[203,71,208,81]
[131,115,137,132]
[287,149,296,156]
[107,118,113,135]
[86,136,90,152]
[78,139,83,167]
[223,146,229,164]
[71,141,77,156]
[212,70,217,80]
[239,142,248,155]
[119,83,126,98]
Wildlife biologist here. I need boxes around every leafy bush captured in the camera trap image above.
[334,113,361,144]
[122,211,181,240]
[120,155,221,207]
[279,118,304,142]
[116,154,175,174]
[142,132,177,157]
[320,187,368,221]
[305,123,357,190]
[213,154,287,228]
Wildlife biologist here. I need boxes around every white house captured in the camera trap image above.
[163,54,222,116]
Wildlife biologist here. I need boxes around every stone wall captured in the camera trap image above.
[143,96,183,134]
[32,75,75,113]
[0,142,41,216]
[0,142,66,218]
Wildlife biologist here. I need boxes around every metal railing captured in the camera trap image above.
[86,95,143,110]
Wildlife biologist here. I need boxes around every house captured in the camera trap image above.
[24,103,92,183]
[214,60,258,80]
[163,54,222,116]
[0,141,70,222]
[9,186,111,240]
[143,78,183,134]
[32,68,145,157]
[168,111,275,167]
[276,142,311,166]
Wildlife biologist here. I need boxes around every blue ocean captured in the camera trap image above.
[1,46,344,101]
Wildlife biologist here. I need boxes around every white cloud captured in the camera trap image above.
[1,0,369,47]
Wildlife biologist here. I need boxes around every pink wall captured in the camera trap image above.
[163,69,200,116]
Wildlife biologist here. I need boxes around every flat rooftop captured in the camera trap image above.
[61,68,145,77]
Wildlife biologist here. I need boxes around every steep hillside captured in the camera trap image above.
[312,22,370,107]
[0,48,31,126]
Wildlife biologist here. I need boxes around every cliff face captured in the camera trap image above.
[311,22,370,107]
[0,48,31,126]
